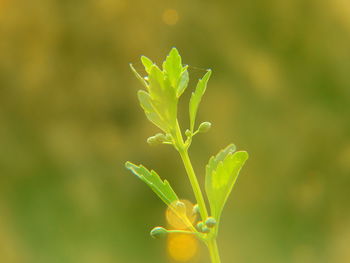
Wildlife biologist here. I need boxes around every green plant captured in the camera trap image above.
[125,48,248,263]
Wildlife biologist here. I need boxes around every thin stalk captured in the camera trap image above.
[167,230,197,235]
[173,121,208,220]
[178,149,208,220]
[207,239,221,263]
[173,121,222,263]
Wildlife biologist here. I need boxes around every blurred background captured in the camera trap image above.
[0,0,349,262]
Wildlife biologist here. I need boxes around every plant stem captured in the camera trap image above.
[178,149,208,220]
[208,239,221,263]
[174,121,222,263]
[174,121,208,220]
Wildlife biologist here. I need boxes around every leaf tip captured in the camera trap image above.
[125,161,132,169]
[141,56,153,71]
[204,69,212,78]
[170,46,179,54]
[226,143,236,152]
[235,151,249,162]
[242,151,249,159]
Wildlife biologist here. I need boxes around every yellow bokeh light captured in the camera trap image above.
[166,199,196,230]
[167,234,198,262]
[0,0,9,16]
[162,9,179,26]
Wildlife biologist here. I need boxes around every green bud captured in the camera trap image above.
[154,133,166,141]
[205,217,217,228]
[147,136,158,145]
[165,133,173,141]
[150,227,168,239]
[185,129,192,137]
[175,201,186,214]
[201,226,210,233]
[192,204,200,215]
[198,122,212,133]
[196,221,204,231]
[147,133,166,146]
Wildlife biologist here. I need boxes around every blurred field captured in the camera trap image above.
[0,0,349,262]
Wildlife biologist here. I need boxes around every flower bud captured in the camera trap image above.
[201,226,210,233]
[147,136,158,145]
[165,133,172,141]
[175,201,186,214]
[198,122,212,133]
[205,217,217,228]
[154,133,166,142]
[150,227,168,239]
[147,133,166,145]
[196,221,204,231]
[185,129,192,137]
[192,204,200,215]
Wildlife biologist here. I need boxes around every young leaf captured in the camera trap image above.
[125,162,179,206]
[148,65,166,100]
[189,70,212,131]
[130,63,148,88]
[131,49,189,134]
[205,148,248,221]
[206,144,236,178]
[141,56,153,74]
[148,65,177,130]
[163,47,183,89]
[137,90,167,132]
[177,66,189,98]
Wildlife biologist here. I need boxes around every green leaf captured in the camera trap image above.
[177,66,189,98]
[137,90,167,131]
[163,47,183,89]
[130,49,185,133]
[148,65,177,130]
[189,70,212,131]
[130,63,148,88]
[148,65,166,100]
[206,144,236,178]
[141,56,153,74]
[125,162,179,206]
[205,147,248,220]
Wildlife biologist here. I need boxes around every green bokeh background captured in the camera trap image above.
[1,0,349,262]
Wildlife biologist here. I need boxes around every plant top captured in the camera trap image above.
[125,48,248,263]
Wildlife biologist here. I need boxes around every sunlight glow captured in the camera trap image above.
[167,233,198,262]
[162,9,179,25]
[166,199,196,230]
